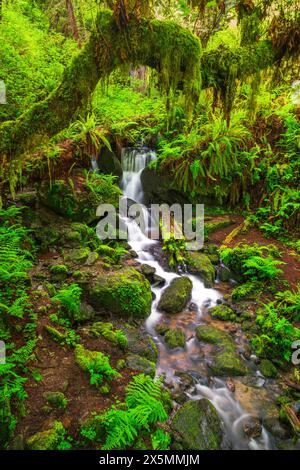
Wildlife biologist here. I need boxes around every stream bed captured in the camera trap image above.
[119,146,273,450]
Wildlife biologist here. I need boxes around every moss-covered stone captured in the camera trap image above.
[158,277,192,314]
[66,247,91,265]
[171,398,224,450]
[90,322,128,349]
[43,392,68,410]
[164,328,186,349]
[126,354,156,378]
[50,264,69,281]
[126,330,158,362]
[260,359,278,378]
[196,325,234,350]
[196,325,248,376]
[38,173,121,224]
[210,304,236,321]
[185,252,215,287]
[26,421,67,450]
[210,351,248,377]
[85,267,152,318]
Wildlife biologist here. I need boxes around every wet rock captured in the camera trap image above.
[153,274,166,287]
[126,354,156,378]
[85,267,152,318]
[210,351,249,377]
[185,252,215,287]
[243,417,262,439]
[218,265,232,282]
[97,147,123,180]
[210,304,236,322]
[174,371,195,390]
[259,359,278,379]
[171,398,224,450]
[126,332,158,362]
[188,302,198,312]
[196,325,249,377]
[140,264,156,279]
[226,378,235,392]
[164,328,186,349]
[158,277,192,314]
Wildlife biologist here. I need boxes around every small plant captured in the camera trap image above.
[275,284,300,321]
[75,345,120,388]
[162,235,187,268]
[52,284,82,321]
[242,255,284,280]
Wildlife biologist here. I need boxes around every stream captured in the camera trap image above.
[119,146,273,450]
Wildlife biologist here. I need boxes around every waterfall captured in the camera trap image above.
[120,146,272,450]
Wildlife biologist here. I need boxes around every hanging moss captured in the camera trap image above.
[0,10,201,160]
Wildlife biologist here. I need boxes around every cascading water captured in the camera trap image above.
[120,146,272,450]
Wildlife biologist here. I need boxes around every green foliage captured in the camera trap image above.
[220,243,283,281]
[52,283,82,321]
[90,322,128,350]
[75,345,120,388]
[252,302,300,363]
[102,374,168,450]
[275,284,300,321]
[151,428,171,450]
[162,235,187,268]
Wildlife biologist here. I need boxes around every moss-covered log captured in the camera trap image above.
[0,9,201,159]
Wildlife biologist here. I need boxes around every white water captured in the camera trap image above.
[120,147,272,450]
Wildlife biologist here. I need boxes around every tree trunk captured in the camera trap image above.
[66,0,81,48]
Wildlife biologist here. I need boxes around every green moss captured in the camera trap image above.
[26,421,70,450]
[50,264,69,281]
[210,304,236,322]
[43,392,68,410]
[196,325,234,350]
[185,252,215,287]
[90,322,128,349]
[75,344,120,387]
[260,359,278,378]
[171,399,223,450]
[164,328,186,349]
[158,277,192,314]
[232,281,262,301]
[86,268,152,318]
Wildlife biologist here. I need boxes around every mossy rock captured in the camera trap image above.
[43,392,68,410]
[97,147,123,180]
[196,325,234,351]
[65,247,91,265]
[127,330,158,362]
[26,421,67,450]
[90,322,128,349]
[185,252,215,287]
[196,325,248,376]
[50,264,69,281]
[85,267,152,318]
[126,354,156,378]
[210,304,236,322]
[210,351,249,377]
[38,174,120,224]
[260,359,278,378]
[158,276,192,314]
[171,398,224,450]
[165,328,186,349]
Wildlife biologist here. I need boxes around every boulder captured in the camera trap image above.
[196,325,248,376]
[185,252,215,287]
[164,328,186,349]
[126,330,158,362]
[97,147,123,180]
[171,399,224,450]
[210,304,236,322]
[85,267,152,318]
[26,421,67,450]
[43,392,68,410]
[158,277,192,314]
[126,354,156,378]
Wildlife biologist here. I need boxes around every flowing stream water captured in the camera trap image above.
[119,146,272,450]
